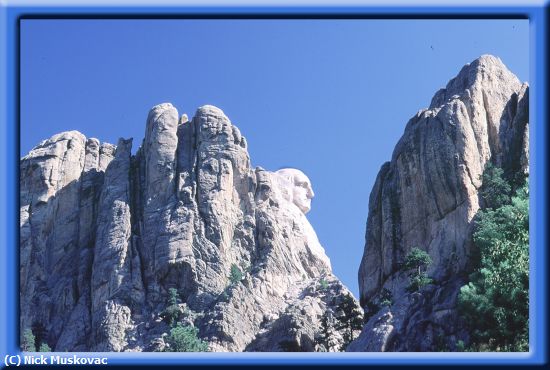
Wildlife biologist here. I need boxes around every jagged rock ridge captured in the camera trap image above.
[350,55,529,351]
[20,105,361,352]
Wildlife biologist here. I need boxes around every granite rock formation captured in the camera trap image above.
[351,55,529,351]
[20,104,360,352]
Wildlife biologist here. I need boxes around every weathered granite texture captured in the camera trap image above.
[352,55,529,351]
[245,275,360,352]
[20,104,360,352]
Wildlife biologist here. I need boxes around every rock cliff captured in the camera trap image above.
[20,104,361,352]
[351,55,529,351]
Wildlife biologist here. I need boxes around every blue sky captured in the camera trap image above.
[21,19,528,297]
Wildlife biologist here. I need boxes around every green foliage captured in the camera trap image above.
[219,290,230,303]
[363,288,394,324]
[407,275,434,293]
[403,248,432,272]
[21,328,36,352]
[363,288,393,324]
[164,323,209,352]
[317,309,337,351]
[164,306,182,327]
[22,326,51,352]
[403,248,433,292]
[163,288,183,327]
[318,310,330,350]
[39,343,52,352]
[168,287,179,306]
[319,278,329,290]
[458,178,529,352]
[480,163,511,209]
[379,288,393,307]
[455,340,466,352]
[229,263,243,285]
[336,293,363,350]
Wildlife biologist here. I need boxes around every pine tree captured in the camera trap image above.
[229,264,243,285]
[21,328,36,352]
[164,323,209,352]
[39,343,52,352]
[479,163,512,209]
[164,288,182,326]
[458,179,529,351]
[379,288,393,307]
[403,248,433,292]
[318,309,336,351]
[336,294,363,350]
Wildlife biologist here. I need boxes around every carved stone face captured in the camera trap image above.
[275,168,315,214]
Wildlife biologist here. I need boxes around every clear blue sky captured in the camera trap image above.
[21,19,528,297]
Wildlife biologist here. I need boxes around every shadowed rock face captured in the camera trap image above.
[20,104,360,352]
[352,55,529,352]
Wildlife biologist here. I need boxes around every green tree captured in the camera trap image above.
[319,278,329,290]
[458,180,529,351]
[229,263,243,285]
[163,288,183,327]
[164,323,209,352]
[317,309,337,351]
[407,275,434,292]
[379,288,393,307]
[403,248,432,275]
[336,293,363,350]
[480,163,511,209]
[403,248,433,292]
[21,328,36,352]
[39,343,52,352]
[168,287,178,306]
[364,288,394,324]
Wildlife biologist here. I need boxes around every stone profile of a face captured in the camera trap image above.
[275,168,315,214]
